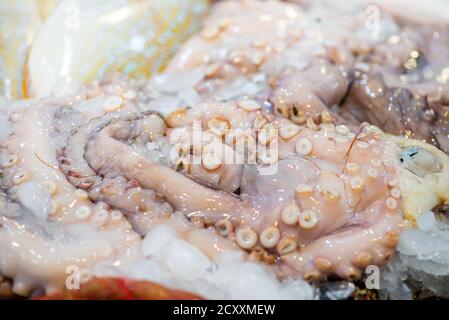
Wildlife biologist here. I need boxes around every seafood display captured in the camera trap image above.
[0,0,449,300]
[174,0,449,152]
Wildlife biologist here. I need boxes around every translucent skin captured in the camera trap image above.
[2,0,449,298]
[0,88,241,296]
[168,0,449,154]
[166,0,352,123]
[72,100,403,280]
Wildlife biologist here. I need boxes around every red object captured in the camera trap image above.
[36,277,203,300]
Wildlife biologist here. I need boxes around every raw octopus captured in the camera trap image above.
[167,0,449,152]
[1,78,446,296]
[0,0,210,100]
[72,100,402,280]
[1,0,449,299]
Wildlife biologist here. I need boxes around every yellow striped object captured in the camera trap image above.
[0,0,42,100]
[26,0,210,98]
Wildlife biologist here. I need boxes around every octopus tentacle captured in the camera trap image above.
[83,113,247,216]
[0,215,137,295]
[2,0,449,297]
[272,62,350,124]
[166,0,355,126]
[158,101,404,280]
[0,98,140,295]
